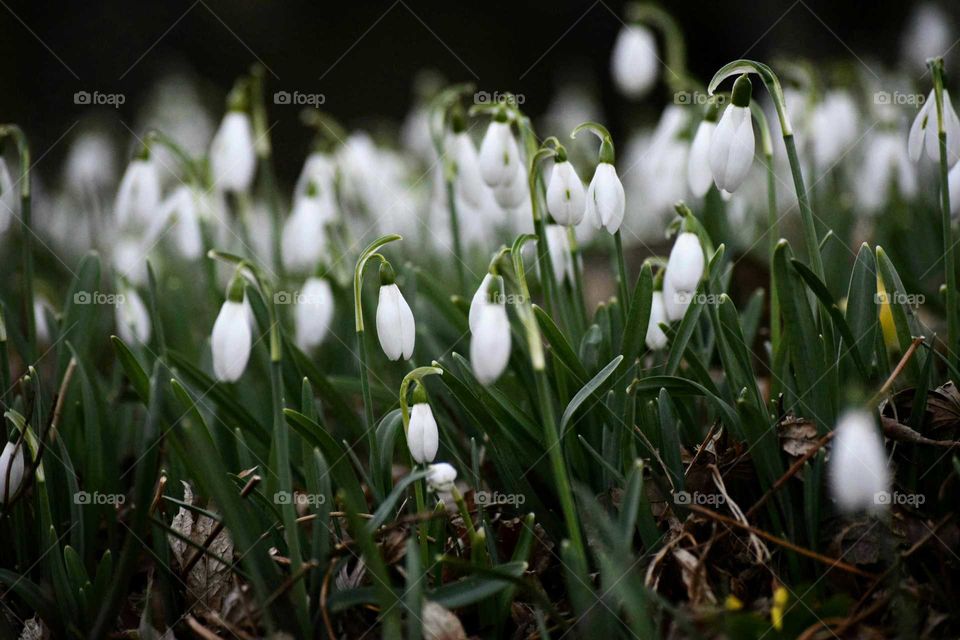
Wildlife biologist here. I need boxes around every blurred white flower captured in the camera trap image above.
[478,119,522,188]
[0,441,26,504]
[829,410,890,515]
[114,157,161,226]
[407,396,439,464]
[662,277,691,322]
[470,282,511,385]
[64,131,116,195]
[211,297,252,382]
[376,283,415,361]
[908,90,960,167]
[210,111,257,193]
[282,188,331,274]
[645,291,668,350]
[546,159,586,226]
[585,163,625,233]
[294,152,338,205]
[545,224,574,284]
[448,131,488,209]
[427,462,457,492]
[610,24,659,99]
[810,90,859,171]
[665,232,704,293]
[115,285,151,345]
[34,299,51,344]
[295,277,334,351]
[112,236,149,285]
[0,158,14,234]
[901,3,953,73]
[688,118,717,197]
[492,163,528,209]
[157,186,203,259]
[856,129,917,213]
[469,273,494,333]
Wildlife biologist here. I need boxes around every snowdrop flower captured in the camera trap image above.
[908,89,960,167]
[478,113,522,188]
[115,284,151,345]
[469,273,494,333]
[856,129,917,213]
[407,384,438,464]
[376,263,415,361]
[901,4,952,73]
[114,152,161,226]
[34,299,51,344]
[585,162,626,233]
[64,131,116,195]
[809,90,859,171]
[665,232,704,293]
[709,75,755,194]
[282,184,331,274]
[295,276,334,351]
[470,278,511,385]
[610,24,659,99]
[949,162,960,214]
[210,110,257,193]
[157,186,203,260]
[427,462,457,492]
[448,125,488,209]
[112,236,149,285]
[492,163,528,209]
[829,411,890,515]
[546,152,586,225]
[211,277,252,382]
[688,105,719,197]
[293,152,337,203]
[645,290,668,351]
[662,277,692,322]
[546,224,574,284]
[0,158,14,234]
[0,441,25,504]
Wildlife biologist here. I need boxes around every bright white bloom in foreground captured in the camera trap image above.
[449,131,488,209]
[688,113,718,197]
[908,90,960,167]
[663,277,692,322]
[645,291,668,350]
[478,118,521,188]
[829,411,890,515]
[610,24,658,99]
[115,156,161,226]
[585,163,626,233]
[492,163,528,209]
[546,224,574,283]
[469,273,494,333]
[547,159,586,225]
[376,283,415,361]
[665,232,705,293]
[0,441,25,504]
[710,95,755,194]
[210,111,257,193]
[470,283,511,385]
[407,395,439,464]
[115,285,151,345]
[427,462,457,492]
[212,297,252,382]
[295,277,334,351]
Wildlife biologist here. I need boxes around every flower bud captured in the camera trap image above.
[449,131,488,209]
[407,387,439,464]
[210,111,257,193]
[687,118,717,197]
[662,277,691,322]
[545,224,574,284]
[585,162,625,234]
[645,291,668,350]
[115,285,151,346]
[212,282,252,382]
[610,24,659,99]
[709,76,755,193]
[295,277,334,351]
[470,280,511,385]
[114,155,160,226]
[469,273,494,333]
[664,232,704,293]
[908,89,960,167]
[376,274,415,361]
[427,462,457,492]
[546,160,586,226]
[0,441,26,504]
[478,118,521,188]
[829,410,890,515]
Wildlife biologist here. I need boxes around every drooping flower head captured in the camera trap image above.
[829,410,891,515]
[546,145,586,226]
[211,271,252,382]
[610,24,659,99]
[407,382,439,464]
[470,275,511,385]
[709,74,755,194]
[375,261,415,361]
[210,85,257,193]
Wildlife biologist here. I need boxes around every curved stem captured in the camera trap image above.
[399,366,444,430]
[625,2,694,91]
[750,103,781,359]
[353,234,402,332]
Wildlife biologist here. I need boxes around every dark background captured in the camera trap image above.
[0,0,948,182]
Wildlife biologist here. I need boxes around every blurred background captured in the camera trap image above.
[0,0,953,183]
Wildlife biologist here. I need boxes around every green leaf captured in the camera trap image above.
[534,304,589,382]
[846,243,878,375]
[620,263,654,373]
[560,355,624,438]
[430,561,527,609]
[110,336,151,404]
[284,409,366,509]
[657,389,684,491]
[876,246,925,382]
[366,469,429,532]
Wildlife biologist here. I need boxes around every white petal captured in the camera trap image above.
[662,278,692,322]
[478,121,521,187]
[114,159,160,225]
[408,403,439,463]
[829,411,890,515]
[545,224,573,283]
[546,161,586,226]
[452,132,488,208]
[427,462,457,491]
[687,121,716,197]
[611,25,659,98]
[645,291,668,350]
[377,284,415,360]
[212,300,252,382]
[665,232,704,293]
[295,277,334,350]
[949,161,960,214]
[469,273,494,333]
[0,442,26,503]
[210,112,257,193]
[492,163,528,209]
[471,302,511,384]
[588,163,625,233]
[944,91,960,167]
[116,288,151,345]
[709,105,754,193]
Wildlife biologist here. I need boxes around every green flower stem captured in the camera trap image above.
[931,59,958,367]
[444,176,466,293]
[613,230,630,323]
[567,227,589,335]
[625,3,695,92]
[750,102,781,362]
[248,65,284,277]
[0,125,35,361]
[528,148,560,320]
[412,467,429,569]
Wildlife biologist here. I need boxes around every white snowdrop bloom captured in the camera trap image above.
[949,161,960,214]
[829,411,890,515]
[492,163,528,209]
[545,224,574,284]
[688,117,717,197]
[157,186,203,260]
[0,158,14,234]
[901,3,953,73]
[112,237,148,285]
[64,131,116,194]
[470,287,511,385]
[662,277,693,322]
[115,285,151,345]
[294,277,334,351]
[610,24,659,99]
[665,232,704,293]
[0,441,26,504]
[710,76,755,194]
[281,191,329,274]
[114,156,161,226]
[469,273,495,333]
[34,299,51,344]
[407,394,439,464]
[908,90,960,167]
[376,282,415,361]
[478,118,522,188]
[585,163,626,233]
[211,296,252,382]
[449,131,488,209]
[293,152,338,204]
[210,111,257,193]
[856,130,917,213]
[810,90,859,171]
[546,159,586,225]
[427,462,457,492]
[645,291,668,351]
